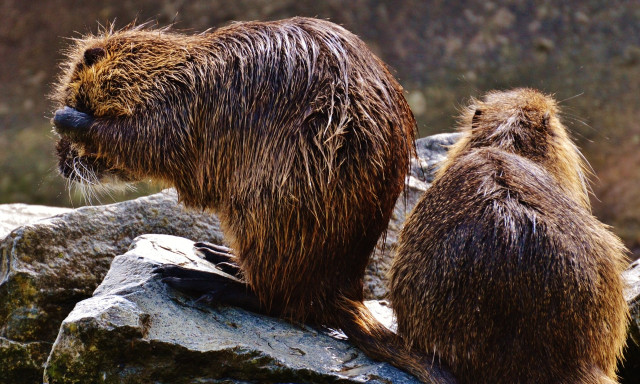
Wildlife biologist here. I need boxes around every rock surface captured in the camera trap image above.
[0,204,72,239]
[43,234,418,384]
[42,238,640,384]
[0,189,224,383]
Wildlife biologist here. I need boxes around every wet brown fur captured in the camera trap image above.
[389,88,629,384]
[52,17,453,383]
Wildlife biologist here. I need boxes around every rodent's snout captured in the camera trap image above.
[52,106,93,134]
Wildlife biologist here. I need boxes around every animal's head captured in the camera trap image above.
[458,88,562,160]
[53,24,195,117]
[51,24,198,196]
[441,88,591,209]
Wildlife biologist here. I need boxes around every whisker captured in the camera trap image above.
[557,92,584,104]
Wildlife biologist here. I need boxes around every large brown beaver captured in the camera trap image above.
[51,17,454,383]
[389,88,629,384]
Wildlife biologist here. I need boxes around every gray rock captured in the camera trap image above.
[43,234,420,384]
[43,234,640,384]
[0,189,223,383]
[0,204,72,239]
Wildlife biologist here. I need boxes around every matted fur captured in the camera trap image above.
[52,17,454,383]
[389,88,629,384]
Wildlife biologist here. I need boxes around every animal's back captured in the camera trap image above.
[203,17,416,320]
[391,147,628,384]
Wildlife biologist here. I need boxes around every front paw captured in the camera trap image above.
[153,264,239,294]
[53,106,94,137]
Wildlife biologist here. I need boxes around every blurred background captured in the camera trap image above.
[0,0,638,258]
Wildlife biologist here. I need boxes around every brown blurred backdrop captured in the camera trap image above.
[0,0,638,258]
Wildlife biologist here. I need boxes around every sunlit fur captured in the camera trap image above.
[390,88,629,384]
[52,18,455,383]
[439,89,592,210]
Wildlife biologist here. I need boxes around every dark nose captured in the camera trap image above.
[53,106,93,134]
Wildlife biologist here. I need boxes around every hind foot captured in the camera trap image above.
[194,241,241,277]
[153,264,262,313]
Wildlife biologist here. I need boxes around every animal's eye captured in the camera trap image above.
[84,47,106,67]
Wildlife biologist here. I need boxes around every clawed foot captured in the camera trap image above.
[194,241,241,278]
[153,241,264,314]
[153,264,235,293]
[153,264,262,313]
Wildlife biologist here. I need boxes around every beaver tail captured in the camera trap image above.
[333,297,456,384]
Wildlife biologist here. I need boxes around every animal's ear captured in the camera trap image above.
[542,112,550,128]
[472,108,482,128]
[84,47,106,67]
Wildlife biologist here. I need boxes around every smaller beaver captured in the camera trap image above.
[389,88,629,384]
